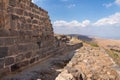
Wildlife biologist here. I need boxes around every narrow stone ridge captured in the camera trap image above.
[56,43,120,80]
[0,0,83,77]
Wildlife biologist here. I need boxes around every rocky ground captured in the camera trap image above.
[56,43,120,80]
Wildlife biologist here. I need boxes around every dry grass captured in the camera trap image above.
[106,49,120,66]
[94,38,120,66]
[94,38,120,49]
[82,40,99,47]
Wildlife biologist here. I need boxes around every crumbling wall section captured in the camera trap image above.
[0,0,83,77]
[0,0,55,74]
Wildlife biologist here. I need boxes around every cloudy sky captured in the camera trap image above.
[32,0,120,39]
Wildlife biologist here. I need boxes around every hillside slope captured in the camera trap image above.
[56,43,120,80]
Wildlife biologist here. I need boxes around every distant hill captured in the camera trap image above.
[68,34,94,42]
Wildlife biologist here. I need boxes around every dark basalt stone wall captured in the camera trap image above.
[0,0,55,74]
[0,0,83,76]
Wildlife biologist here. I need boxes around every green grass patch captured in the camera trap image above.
[106,49,120,66]
[83,41,99,47]
[112,51,119,58]
[89,42,99,47]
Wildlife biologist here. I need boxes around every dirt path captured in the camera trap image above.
[56,43,120,80]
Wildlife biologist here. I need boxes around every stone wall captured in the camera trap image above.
[0,0,83,76]
[0,0,56,74]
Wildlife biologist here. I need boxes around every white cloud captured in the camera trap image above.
[53,20,90,28]
[53,12,120,38]
[115,0,120,5]
[67,4,76,8]
[61,0,68,2]
[103,3,113,8]
[103,0,120,8]
[94,12,120,26]
[53,12,120,28]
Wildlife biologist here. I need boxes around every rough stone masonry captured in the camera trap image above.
[0,0,82,76]
[0,0,55,74]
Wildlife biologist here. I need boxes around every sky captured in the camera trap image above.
[32,0,120,39]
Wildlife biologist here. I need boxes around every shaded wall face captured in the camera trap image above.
[0,0,54,73]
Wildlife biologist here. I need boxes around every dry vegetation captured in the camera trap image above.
[106,49,120,66]
[94,38,120,66]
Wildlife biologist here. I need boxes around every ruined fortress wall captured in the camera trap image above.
[0,0,83,76]
[0,0,56,73]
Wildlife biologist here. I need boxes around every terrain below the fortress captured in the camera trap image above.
[3,36,120,80]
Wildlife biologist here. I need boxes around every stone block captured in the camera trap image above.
[18,43,36,53]
[11,14,19,20]
[26,18,32,23]
[17,36,28,43]
[25,52,32,59]
[9,0,16,7]
[32,43,39,50]
[29,13,34,18]
[36,51,44,58]
[7,6,14,13]
[32,19,38,24]
[18,30,33,36]
[16,54,24,62]
[0,37,17,46]
[26,5,31,11]
[7,37,18,45]
[0,47,8,58]
[17,22,21,30]
[10,63,19,71]
[30,2,36,7]
[30,58,36,64]
[20,60,29,67]
[11,60,29,71]
[0,67,10,77]
[25,30,33,35]
[9,30,19,36]
[18,44,28,53]
[0,38,5,46]
[0,2,3,10]
[0,29,10,37]
[20,17,26,23]
[24,11,29,16]
[8,45,18,55]
[34,14,39,19]
[5,57,14,66]
[18,24,25,30]
[0,58,4,70]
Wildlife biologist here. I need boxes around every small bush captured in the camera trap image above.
[106,49,120,66]
[90,42,99,47]
[83,41,99,47]
[113,52,119,58]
